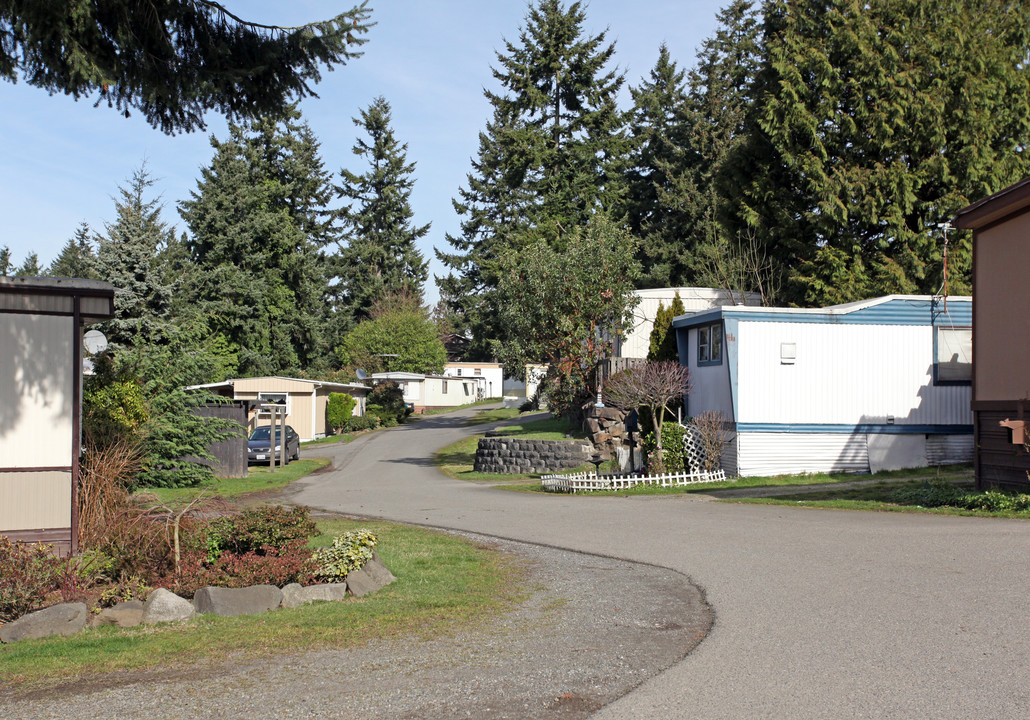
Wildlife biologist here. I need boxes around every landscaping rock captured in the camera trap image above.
[345,566,378,597]
[280,582,349,609]
[0,602,87,643]
[194,585,283,617]
[364,553,397,587]
[89,599,145,628]
[141,588,196,624]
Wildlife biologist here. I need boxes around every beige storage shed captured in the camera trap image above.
[0,277,115,556]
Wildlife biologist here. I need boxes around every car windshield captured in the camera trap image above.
[249,427,285,441]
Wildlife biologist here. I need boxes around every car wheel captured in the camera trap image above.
[291,445,300,461]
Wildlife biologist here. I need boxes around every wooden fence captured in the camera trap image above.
[193,402,249,478]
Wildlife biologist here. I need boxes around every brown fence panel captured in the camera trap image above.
[193,402,248,479]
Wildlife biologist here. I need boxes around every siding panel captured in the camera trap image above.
[0,471,71,530]
[737,432,869,477]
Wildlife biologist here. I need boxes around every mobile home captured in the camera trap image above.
[672,295,972,477]
[0,277,115,555]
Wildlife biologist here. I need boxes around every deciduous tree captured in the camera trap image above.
[604,360,692,465]
[493,214,640,418]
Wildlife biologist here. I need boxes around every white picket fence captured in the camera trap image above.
[540,467,729,493]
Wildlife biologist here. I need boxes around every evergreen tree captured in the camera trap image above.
[180,107,334,375]
[48,222,97,278]
[14,252,41,277]
[646,292,686,362]
[92,165,176,346]
[332,96,429,327]
[1,1,371,133]
[623,45,696,288]
[0,246,11,275]
[437,0,627,356]
[726,0,1030,306]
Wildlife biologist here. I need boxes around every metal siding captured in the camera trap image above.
[1,314,74,467]
[232,377,315,394]
[926,435,975,465]
[737,432,869,477]
[0,471,71,530]
[736,322,971,427]
[686,327,733,419]
[618,288,759,358]
[0,293,73,314]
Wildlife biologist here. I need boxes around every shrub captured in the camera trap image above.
[689,411,731,473]
[0,538,64,622]
[326,392,357,433]
[343,415,380,432]
[641,423,688,473]
[205,506,318,560]
[85,506,181,585]
[98,576,151,608]
[313,530,378,582]
[368,382,407,423]
[174,540,317,597]
[366,404,400,427]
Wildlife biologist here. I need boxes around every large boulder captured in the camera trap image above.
[364,552,397,587]
[0,602,87,643]
[344,566,378,597]
[193,585,283,617]
[141,588,196,624]
[280,582,349,609]
[89,599,145,629]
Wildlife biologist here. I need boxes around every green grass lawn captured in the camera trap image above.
[465,407,522,425]
[0,519,525,689]
[727,476,1030,519]
[140,458,331,505]
[412,397,505,418]
[434,415,587,483]
[300,433,355,447]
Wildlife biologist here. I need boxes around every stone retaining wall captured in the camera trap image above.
[474,436,593,474]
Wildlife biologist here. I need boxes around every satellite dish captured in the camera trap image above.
[83,329,108,354]
[355,368,368,381]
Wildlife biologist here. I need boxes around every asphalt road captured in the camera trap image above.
[291,407,1030,719]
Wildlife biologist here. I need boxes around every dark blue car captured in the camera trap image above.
[247,425,300,464]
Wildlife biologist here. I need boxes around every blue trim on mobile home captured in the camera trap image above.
[672,295,972,330]
[735,423,973,435]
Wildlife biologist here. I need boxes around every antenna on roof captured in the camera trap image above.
[936,222,952,314]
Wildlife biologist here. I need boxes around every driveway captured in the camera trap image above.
[290,407,1030,719]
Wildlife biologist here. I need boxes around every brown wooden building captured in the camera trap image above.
[955,178,1030,490]
[0,277,115,555]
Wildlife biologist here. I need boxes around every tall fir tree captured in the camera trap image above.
[14,252,42,277]
[437,0,627,357]
[332,96,429,330]
[48,222,97,278]
[623,44,697,289]
[91,164,176,347]
[180,107,334,375]
[725,0,1030,306]
[0,246,11,275]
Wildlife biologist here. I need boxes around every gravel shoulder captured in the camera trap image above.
[0,532,712,720]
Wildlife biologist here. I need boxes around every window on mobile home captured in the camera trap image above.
[935,327,971,384]
[698,323,723,365]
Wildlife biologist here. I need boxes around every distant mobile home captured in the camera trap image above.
[0,277,115,555]
[672,295,973,477]
[187,376,369,441]
[372,371,479,412]
[612,287,761,359]
[955,177,1030,490]
[442,361,504,400]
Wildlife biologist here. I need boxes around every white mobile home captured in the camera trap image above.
[372,371,479,413]
[672,295,973,477]
[613,287,761,359]
[443,361,504,400]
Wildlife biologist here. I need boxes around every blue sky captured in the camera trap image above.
[0,1,727,304]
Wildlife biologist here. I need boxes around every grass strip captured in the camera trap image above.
[140,458,331,505]
[0,519,525,690]
[300,433,355,447]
